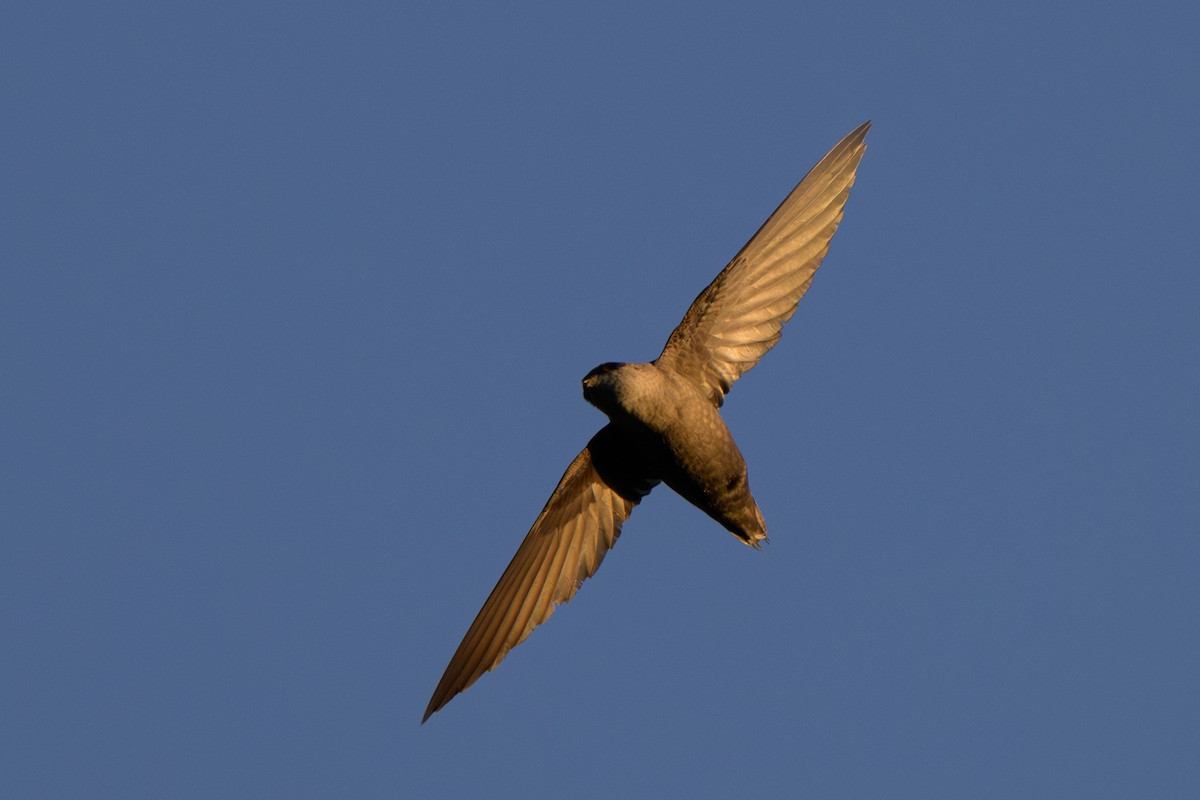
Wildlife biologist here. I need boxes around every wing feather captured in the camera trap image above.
[422,424,657,722]
[657,122,870,405]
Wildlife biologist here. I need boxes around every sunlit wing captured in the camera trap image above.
[422,424,658,722]
[656,121,870,406]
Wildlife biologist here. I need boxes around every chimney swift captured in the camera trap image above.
[423,122,870,722]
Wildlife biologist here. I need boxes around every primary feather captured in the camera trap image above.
[657,121,870,405]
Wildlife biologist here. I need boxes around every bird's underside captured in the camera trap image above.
[423,121,870,722]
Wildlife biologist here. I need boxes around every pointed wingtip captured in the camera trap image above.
[421,693,446,725]
[847,120,872,146]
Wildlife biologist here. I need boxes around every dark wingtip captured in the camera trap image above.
[421,694,444,725]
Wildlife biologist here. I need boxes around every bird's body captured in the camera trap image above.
[583,362,765,544]
[423,122,871,722]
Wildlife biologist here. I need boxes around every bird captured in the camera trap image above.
[423,121,871,723]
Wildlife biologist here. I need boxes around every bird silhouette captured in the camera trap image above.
[423,122,870,722]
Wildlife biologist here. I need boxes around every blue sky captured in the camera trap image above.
[3,1,1198,797]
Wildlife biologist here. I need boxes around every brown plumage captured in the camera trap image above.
[423,122,870,722]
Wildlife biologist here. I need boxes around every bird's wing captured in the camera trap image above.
[422,424,658,722]
[656,121,870,406]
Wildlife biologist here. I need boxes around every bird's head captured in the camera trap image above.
[581,362,627,412]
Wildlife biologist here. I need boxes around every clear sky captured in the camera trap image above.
[3,1,1197,797]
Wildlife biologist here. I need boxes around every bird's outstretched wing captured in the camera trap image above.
[423,424,658,722]
[656,121,870,406]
